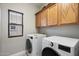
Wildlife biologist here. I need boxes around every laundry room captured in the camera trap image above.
[0,1,79,56]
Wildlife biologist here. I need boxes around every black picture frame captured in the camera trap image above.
[8,9,24,38]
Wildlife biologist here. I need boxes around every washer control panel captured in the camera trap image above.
[58,44,71,53]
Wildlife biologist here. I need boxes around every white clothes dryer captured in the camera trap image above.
[42,36,79,56]
[26,34,46,56]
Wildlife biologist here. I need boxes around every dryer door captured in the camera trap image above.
[42,47,60,56]
[26,39,32,54]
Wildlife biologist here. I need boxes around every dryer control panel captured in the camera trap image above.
[58,44,71,53]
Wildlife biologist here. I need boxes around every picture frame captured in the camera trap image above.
[8,9,23,38]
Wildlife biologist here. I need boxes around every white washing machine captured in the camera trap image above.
[42,36,79,56]
[26,34,46,56]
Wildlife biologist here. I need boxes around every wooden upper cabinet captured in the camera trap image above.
[47,4,57,26]
[35,3,79,27]
[59,3,78,24]
[36,9,48,27]
[41,9,48,27]
[36,12,41,27]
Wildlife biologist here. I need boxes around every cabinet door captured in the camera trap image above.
[36,12,41,27]
[47,4,57,26]
[59,3,78,24]
[41,9,47,27]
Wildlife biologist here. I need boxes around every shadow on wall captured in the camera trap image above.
[38,24,79,39]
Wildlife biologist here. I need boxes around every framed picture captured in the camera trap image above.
[8,9,23,38]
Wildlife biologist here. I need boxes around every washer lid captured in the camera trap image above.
[44,36,79,47]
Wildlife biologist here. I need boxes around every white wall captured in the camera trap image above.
[0,3,39,56]
[0,8,1,54]
[36,3,48,12]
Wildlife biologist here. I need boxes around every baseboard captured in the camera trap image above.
[10,50,27,56]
